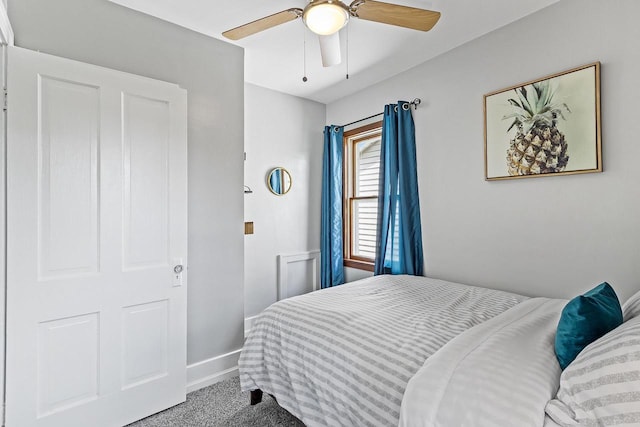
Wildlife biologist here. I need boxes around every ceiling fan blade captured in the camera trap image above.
[223,8,302,40]
[318,33,342,67]
[350,0,440,32]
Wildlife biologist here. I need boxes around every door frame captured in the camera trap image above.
[0,4,12,425]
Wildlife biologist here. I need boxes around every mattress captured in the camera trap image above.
[239,274,527,426]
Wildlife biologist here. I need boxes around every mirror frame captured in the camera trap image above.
[267,167,292,196]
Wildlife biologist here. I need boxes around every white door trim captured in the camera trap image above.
[0,6,12,424]
[0,42,6,427]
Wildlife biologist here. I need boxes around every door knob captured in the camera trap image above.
[173,264,184,274]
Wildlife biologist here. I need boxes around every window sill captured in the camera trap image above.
[344,259,374,272]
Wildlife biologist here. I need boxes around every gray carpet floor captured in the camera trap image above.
[128,376,305,427]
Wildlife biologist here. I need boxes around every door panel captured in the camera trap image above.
[6,46,188,427]
[121,300,169,389]
[38,76,100,278]
[122,93,170,269]
[37,313,100,417]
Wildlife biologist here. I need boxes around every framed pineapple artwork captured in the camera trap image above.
[484,62,601,180]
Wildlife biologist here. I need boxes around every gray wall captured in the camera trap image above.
[328,0,640,302]
[9,0,245,364]
[244,84,325,317]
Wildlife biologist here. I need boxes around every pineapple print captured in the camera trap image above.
[504,80,570,176]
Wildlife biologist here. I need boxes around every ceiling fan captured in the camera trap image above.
[222,0,441,68]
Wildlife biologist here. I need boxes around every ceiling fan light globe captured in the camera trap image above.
[303,2,350,36]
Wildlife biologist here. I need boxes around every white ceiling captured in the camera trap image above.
[109,0,559,104]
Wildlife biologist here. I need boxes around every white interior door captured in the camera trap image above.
[5,46,188,427]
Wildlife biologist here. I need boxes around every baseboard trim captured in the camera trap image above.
[244,315,260,337]
[186,349,241,393]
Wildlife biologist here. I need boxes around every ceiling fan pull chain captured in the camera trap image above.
[302,26,308,82]
[346,25,349,80]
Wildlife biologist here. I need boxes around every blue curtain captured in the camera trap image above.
[374,101,424,276]
[320,125,345,288]
[270,169,282,194]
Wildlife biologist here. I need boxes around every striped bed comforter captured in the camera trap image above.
[238,274,527,426]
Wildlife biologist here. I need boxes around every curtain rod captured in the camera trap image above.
[338,98,421,129]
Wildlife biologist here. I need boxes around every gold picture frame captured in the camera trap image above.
[484,62,602,181]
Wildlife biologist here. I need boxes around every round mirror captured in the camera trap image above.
[267,167,292,195]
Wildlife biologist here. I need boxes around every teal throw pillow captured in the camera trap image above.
[555,282,623,370]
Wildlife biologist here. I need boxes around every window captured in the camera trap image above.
[343,122,382,271]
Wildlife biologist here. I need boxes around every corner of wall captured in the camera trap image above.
[186,349,242,393]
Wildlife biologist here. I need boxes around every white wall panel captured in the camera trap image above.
[277,251,320,301]
[286,260,314,298]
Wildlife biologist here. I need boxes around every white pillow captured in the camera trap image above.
[622,289,640,321]
[545,315,640,426]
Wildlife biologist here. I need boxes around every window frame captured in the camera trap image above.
[343,121,383,272]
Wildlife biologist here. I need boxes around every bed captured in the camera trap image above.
[239,275,527,425]
[239,275,640,426]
